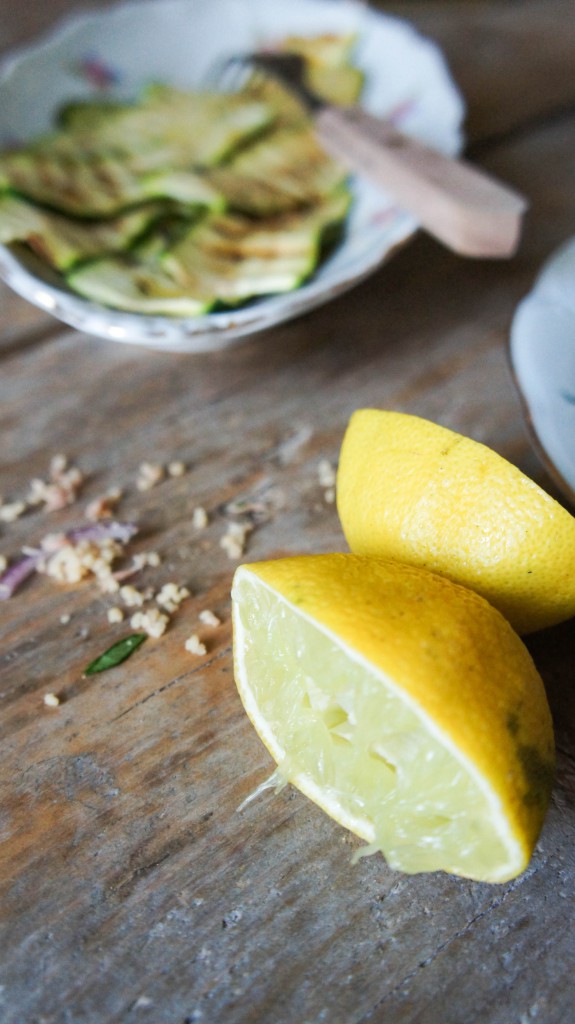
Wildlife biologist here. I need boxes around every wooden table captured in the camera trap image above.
[1,2,574,1021]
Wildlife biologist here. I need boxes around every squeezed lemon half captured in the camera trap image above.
[337,409,575,634]
[232,554,554,883]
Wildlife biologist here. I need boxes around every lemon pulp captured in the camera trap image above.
[233,559,553,882]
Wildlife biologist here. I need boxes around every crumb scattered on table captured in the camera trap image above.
[130,607,169,638]
[199,609,221,627]
[0,500,27,523]
[192,506,209,530]
[85,487,123,521]
[136,462,165,491]
[220,520,253,560]
[28,455,84,512]
[185,634,207,656]
[156,582,190,613]
[119,584,146,608]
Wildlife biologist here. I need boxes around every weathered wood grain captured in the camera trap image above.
[0,3,574,1023]
[383,0,575,145]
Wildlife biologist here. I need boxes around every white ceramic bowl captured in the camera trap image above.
[0,0,464,351]
[510,236,575,506]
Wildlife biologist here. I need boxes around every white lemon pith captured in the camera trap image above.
[336,409,575,634]
[232,555,554,883]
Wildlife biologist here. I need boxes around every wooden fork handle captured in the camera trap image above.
[314,105,528,258]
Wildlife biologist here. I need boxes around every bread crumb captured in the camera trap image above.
[323,487,336,504]
[28,455,84,511]
[37,534,125,592]
[42,543,91,584]
[107,606,124,624]
[119,584,146,608]
[136,462,164,491]
[220,520,253,560]
[199,609,221,628]
[156,582,190,613]
[141,551,161,568]
[60,613,71,625]
[0,500,27,523]
[192,506,209,530]
[185,634,207,656]
[130,607,169,638]
[85,488,123,521]
[50,454,67,475]
[38,532,68,554]
[43,692,60,708]
[168,461,186,477]
[99,575,121,594]
[318,459,336,488]
[45,547,84,583]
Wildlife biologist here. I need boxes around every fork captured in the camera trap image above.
[217,52,528,259]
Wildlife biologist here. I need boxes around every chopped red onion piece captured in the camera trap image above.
[0,554,41,599]
[0,520,137,599]
[67,521,138,545]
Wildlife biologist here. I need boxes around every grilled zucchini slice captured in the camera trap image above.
[0,192,174,270]
[68,188,351,315]
[0,147,224,218]
[206,125,348,215]
[68,255,215,316]
[57,85,275,169]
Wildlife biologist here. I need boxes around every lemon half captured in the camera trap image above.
[337,409,575,634]
[232,554,554,883]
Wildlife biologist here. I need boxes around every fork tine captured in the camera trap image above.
[250,53,320,111]
[204,54,253,93]
[208,51,320,112]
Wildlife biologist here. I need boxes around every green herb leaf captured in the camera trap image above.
[83,633,147,676]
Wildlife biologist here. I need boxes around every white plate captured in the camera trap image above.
[0,0,464,352]
[510,236,575,505]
